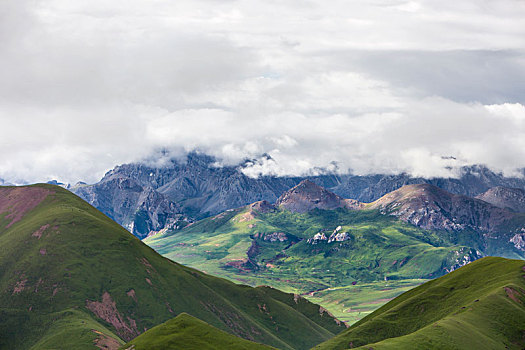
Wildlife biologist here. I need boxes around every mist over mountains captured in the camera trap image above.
[71,152,525,239]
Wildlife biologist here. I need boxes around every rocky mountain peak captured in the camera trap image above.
[476,186,525,213]
[276,180,355,213]
[369,183,513,232]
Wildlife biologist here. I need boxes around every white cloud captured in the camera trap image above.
[0,0,524,183]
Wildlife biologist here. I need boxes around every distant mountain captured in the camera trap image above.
[45,179,69,188]
[368,183,514,232]
[314,257,525,350]
[476,186,525,213]
[334,164,525,202]
[71,153,525,238]
[122,313,274,350]
[0,178,14,186]
[0,184,345,349]
[73,176,186,239]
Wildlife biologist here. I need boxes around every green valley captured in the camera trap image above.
[145,201,479,323]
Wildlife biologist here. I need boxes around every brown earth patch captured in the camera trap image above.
[505,287,523,303]
[32,224,50,239]
[12,275,28,295]
[86,292,139,341]
[166,302,174,314]
[145,278,152,285]
[140,257,153,269]
[126,289,137,302]
[39,248,47,255]
[0,187,53,228]
[139,257,156,275]
[91,330,122,350]
[238,211,255,222]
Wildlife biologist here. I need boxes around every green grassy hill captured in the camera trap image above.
[314,256,525,350]
[145,204,481,322]
[122,312,274,350]
[0,185,345,350]
[147,206,478,285]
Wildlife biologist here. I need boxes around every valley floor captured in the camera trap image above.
[151,247,426,324]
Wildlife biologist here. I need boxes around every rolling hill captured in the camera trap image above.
[122,313,274,350]
[314,256,525,350]
[0,184,345,350]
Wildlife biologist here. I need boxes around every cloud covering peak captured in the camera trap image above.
[1,0,524,183]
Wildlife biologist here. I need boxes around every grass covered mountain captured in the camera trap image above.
[122,312,274,350]
[72,153,525,238]
[314,257,525,350]
[0,184,345,350]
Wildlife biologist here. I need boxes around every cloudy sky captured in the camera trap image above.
[1,0,524,184]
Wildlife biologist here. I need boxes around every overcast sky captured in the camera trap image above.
[1,0,525,184]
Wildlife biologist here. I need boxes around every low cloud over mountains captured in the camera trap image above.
[1,1,524,183]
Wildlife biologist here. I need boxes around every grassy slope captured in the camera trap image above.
[122,312,274,350]
[314,257,525,350]
[0,185,344,350]
[145,207,477,322]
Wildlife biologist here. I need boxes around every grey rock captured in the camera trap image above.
[368,184,513,232]
[476,186,525,213]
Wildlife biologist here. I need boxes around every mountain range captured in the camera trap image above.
[69,153,525,239]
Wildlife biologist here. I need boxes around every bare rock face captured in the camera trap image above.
[307,232,328,244]
[443,247,485,273]
[276,180,362,213]
[368,184,513,232]
[73,176,183,239]
[476,186,525,213]
[510,232,525,251]
[307,226,351,244]
[328,226,351,243]
[253,232,289,242]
